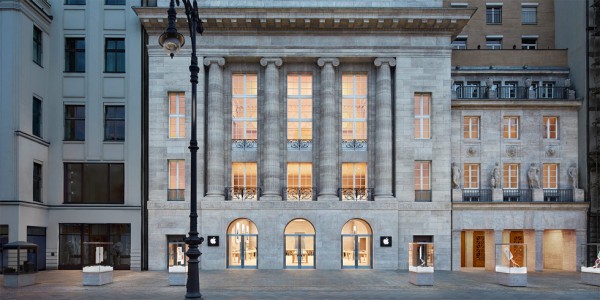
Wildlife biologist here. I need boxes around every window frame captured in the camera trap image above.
[341,74,368,141]
[104,38,125,73]
[32,97,42,138]
[414,161,431,191]
[543,116,559,140]
[463,163,479,189]
[503,164,519,189]
[232,162,258,188]
[287,162,312,189]
[64,37,85,72]
[168,92,186,139]
[231,74,258,141]
[168,160,185,201]
[105,0,125,5]
[33,162,42,203]
[521,38,538,50]
[543,163,558,189]
[33,26,42,66]
[341,163,368,190]
[463,116,480,139]
[63,163,125,204]
[414,93,431,139]
[486,6,502,24]
[521,6,537,25]
[452,37,467,50]
[65,0,86,4]
[64,105,85,141]
[486,38,502,50]
[104,105,125,141]
[503,116,519,140]
[287,74,313,141]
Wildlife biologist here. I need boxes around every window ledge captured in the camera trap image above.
[63,140,85,144]
[15,131,50,147]
[103,140,125,144]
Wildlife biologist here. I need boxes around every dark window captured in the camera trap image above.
[33,97,42,137]
[413,235,433,243]
[105,106,125,141]
[143,0,157,6]
[452,37,467,50]
[33,163,42,202]
[105,38,125,73]
[65,105,85,141]
[486,6,502,24]
[33,26,42,65]
[65,38,85,72]
[59,224,131,270]
[64,163,124,204]
[65,0,86,4]
[105,0,125,4]
[521,38,537,50]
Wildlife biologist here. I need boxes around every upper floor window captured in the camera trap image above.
[341,74,368,148]
[33,26,42,65]
[503,116,519,139]
[522,38,537,50]
[543,163,558,189]
[232,74,257,144]
[105,38,125,73]
[286,163,312,200]
[503,164,519,189]
[341,163,368,200]
[65,38,85,72]
[543,116,558,139]
[287,74,313,150]
[33,163,42,203]
[486,6,502,24]
[104,105,125,141]
[414,93,431,139]
[168,160,185,201]
[65,0,85,4]
[105,0,125,4]
[463,116,479,139]
[65,105,85,141]
[414,161,431,201]
[452,37,467,50]
[486,37,502,50]
[538,81,555,99]
[32,97,42,138]
[169,92,185,138]
[64,163,124,204]
[464,164,479,189]
[230,162,258,200]
[522,5,537,24]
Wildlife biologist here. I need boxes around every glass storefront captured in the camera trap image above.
[227,219,258,269]
[284,219,315,269]
[341,219,372,269]
[0,225,7,274]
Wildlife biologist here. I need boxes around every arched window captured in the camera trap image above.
[341,219,372,268]
[226,219,258,269]
[284,219,315,269]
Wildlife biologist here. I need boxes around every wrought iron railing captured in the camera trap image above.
[455,86,572,100]
[462,189,492,202]
[456,86,488,99]
[341,139,368,151]
[543,189,574,202]
[283,187,315,201]
[497,86,528,99]
[535,87,569,99]
[287,139,312,151]
[503,189,532,202]
[167,189,185,201]
[337,188,373,201]
[231,139,257,151]
[415,190,432,202]
[225,187,261,201]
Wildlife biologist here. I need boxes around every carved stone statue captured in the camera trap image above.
[568,165,578,189]
[490,162,501,189]
[528,163,541,189]
[451,162,461,189]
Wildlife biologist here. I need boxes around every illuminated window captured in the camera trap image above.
[464,164,479,189]
[543,163,558,189]
[168,92,185,138]
[414,161,431,190]
[503,164,519,189]
[287,74,312,146]
[463,116,479,139]
[232,74,258,141]
[543,116,558,139]
[168,160,185,201]
[414,93,431,139]
[503,116,519,139]
[286,163,312,200]
[341,74,367,142]
[232,163,257,188]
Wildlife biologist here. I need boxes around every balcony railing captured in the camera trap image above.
[283,187,315,201]
[497,86,528,99]
[455,86,572,100]
[225,187,261,201]
[503,189,532,202]
[231,139,257,151]
[338,188,373,201]
[535,87,569,99]
[341,139,368,151]
[415,190,432,202]
[543,189,574,202]
[287,139,312,151]
[167,189,185,201]
[457,86,488,99]
[462,189,492,202]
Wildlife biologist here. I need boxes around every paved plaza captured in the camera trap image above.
[1,269,598,299]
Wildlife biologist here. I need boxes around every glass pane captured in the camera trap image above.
[84,164,108,203]
[244,236,257,267]
[303,236,315,268]
[357,236,371,267]
[285,236,298,268]
[228,235,241,267]
[287,99,299,119]
[342,236,355,267]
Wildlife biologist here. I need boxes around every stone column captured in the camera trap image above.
[317,58,340,201]
[374,58,395,200]
[535,230,543,271]
[204,57,226,200]
[260,58,283,201]
[452,230,462,271]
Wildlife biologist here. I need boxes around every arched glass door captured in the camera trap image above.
[284,219,315,269]
[227,219,258,269]
[341,219,372,269]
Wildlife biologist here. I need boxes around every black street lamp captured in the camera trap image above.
[159,0,204,298]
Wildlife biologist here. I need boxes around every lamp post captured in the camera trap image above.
[159,0,204,298]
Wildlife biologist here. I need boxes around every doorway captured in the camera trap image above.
[227,219,258,269]
[341,219,372,269]
[284,219,315,269]
[27,226,46,271]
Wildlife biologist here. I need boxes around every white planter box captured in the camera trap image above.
[82,266,113,286]
[409,267,434,286]
[495,266,527,287]
[168,266,188,286]
[3,273,36,288]
[581,267,600,286]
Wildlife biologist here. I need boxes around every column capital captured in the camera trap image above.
[203,57,225,67]
[317,58,339,67]
[260,57,283,67]
[374,57,396,67]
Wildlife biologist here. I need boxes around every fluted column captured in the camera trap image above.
[260,58,283,200]
[203,57,226,200]
[374,58,395,199]
[317,58,340,201]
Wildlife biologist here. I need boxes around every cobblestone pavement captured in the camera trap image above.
[1,269,598,300]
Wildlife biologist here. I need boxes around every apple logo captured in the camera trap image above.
[210,237,217,245]
[383,238,389,245]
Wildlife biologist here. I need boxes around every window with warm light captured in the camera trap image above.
[414,93,431,139]
[341,163,367,200]
[414,161,431,201]
[232,74,258,142]
[463,116,479,139]
[503,116,519,139]
[341,74,367,144]
[232,163,257,189]
[168,92,185,138]
[543,163,558,189]
[287,74,312,148]
[168,160,185,201]
[286,163,312,200]
[543,116,558,139]
[464,164,479,189]
[503,164,519,189]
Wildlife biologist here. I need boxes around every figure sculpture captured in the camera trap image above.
[490,163,501,189]
[568,165,578,189]
[451,162,461,189]
[527,163,541,189]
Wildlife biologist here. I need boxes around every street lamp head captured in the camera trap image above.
[159,30,185,59]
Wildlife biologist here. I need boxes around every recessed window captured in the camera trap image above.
[486,6,502,24]
[543,116,559,139]
[538,81,556,99]
[105,38,125,73]
[287,74,313,150]
[463,116,479,139]
[168,92,185,138]
[486,38,502,50]
[464,164,479,189]
[65,105,85,141]
[229,163,258,200]
[342,74,368,149]
[522,6,537,24]
[341,163,368,201]
[105,0,125,4]
[286,163,313,200]
[64,163,124,204]
[168,160,185,201]
[104,105,125,141]
[543,164,558,189]
[33,26,42,65]
[414,161,431,202]
[232,74,258,148]
[65,0,86,4]
[414,93,431,139]
[65,38,85,72]
[503,164,519,189]
[522,38,537,50]
[503,116,519,139]
[33,97,42,138]
[33,163,42,203]
[452,37,467,50]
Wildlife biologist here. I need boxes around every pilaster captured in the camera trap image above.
[374,58,395,200]
[260,58,283,201]
[203,57,226,200]
[317,58,340,201]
